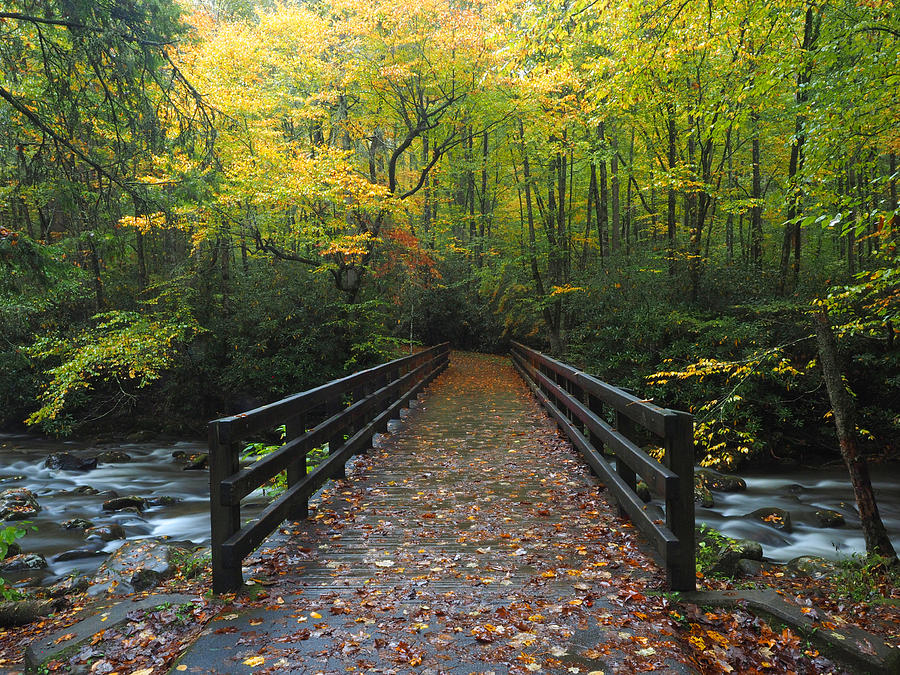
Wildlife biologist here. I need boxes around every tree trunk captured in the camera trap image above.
[136,230,148,292]
[779,3,820,294]
[814,309,897,561]
[517,120,558,351]
[750,111,763,267]
[666,102,677,274]
[610,130,620,255]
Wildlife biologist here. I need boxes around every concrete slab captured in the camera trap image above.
[25,593,198,672]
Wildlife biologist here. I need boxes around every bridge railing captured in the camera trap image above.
[510,342,695,591]
[208,343,451,592]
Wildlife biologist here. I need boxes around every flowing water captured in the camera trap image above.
[694,465,900,562]
[0,433,265,584]
[2,432,899,587]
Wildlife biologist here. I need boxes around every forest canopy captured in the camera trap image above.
[1,0,898,470]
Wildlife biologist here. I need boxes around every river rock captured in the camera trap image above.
[46,574,90,599]
[0,475,25,484]
[3,542,21,559]
[102,496,146,512]
[90,540,192,594]
[126,430,155,443]
[171,450,187,461]
[746,507,793,533]
[710,539,763,576]
[635,481,652,503]
[62,518,94,530]
[44,453,97,472]
[84,524,126,542]
[0,488,41,520]
[696,469,747,492]
[52,548,105,563]
[786,556,837,579]
[0,599,62,627]
[95,450,132,464]
[0,553,47,573]
[183,453,208,470]
[815,509,845,528]
[145,496,182,507]
[694,479,715,508]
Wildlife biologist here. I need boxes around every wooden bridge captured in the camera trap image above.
[189,347,698,673]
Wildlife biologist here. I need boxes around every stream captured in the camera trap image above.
[0,433,266,586]
[2,433,899,587]
[694,464,900,562]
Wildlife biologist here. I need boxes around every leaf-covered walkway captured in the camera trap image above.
[175,353,695,673]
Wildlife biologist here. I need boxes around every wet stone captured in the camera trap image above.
[0,553,47,572]
[84,524,126,542]
[814,509,845,528]
[0,487,41,520]
[695,468,747,492]
[746,507,793,533]
[786,556,837,579]
[44,452,97,472]
[90,540,192,594]
[711,539,763,576]
[94,450,132,464]
[53,548,106,563]
[46,574,90,598]
[62,518,94,530]
[102,496,146,512]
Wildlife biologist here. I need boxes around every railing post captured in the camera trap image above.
[664,411,696,591]
[352,383,367,454]
[285,415,309,521]
[614,410,637,518]
[209,421,243,593]
[328,396,346,479]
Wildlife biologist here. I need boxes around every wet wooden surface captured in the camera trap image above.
[174,353,696,674]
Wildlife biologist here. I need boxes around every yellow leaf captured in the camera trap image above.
[243,656,265,667]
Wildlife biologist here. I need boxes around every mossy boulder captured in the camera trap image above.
[814,510,845,528]
[102,496,146,512]
[635,481,652,503]
[696,469,747,492]
[710,539,764,576]
[693,478,715,508]
[786,556,837,579]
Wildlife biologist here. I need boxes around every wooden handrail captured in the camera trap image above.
[208,344,451,592]
[510,342,695,591]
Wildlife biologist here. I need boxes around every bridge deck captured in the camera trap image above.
[175,353,695,674]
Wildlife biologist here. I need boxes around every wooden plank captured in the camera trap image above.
[517,356,677,498]
[512,357,677,561]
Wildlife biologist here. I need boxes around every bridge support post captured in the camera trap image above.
[664,411,696,591]
[615,411,638,519]
[209,422,243,593]
[286,415,309,521]
[329,399,346,480]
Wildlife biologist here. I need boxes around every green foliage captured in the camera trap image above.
[25,306,203,434]
[240,425,333,497]
[695,525,732,576]
[0,522,31,601]
[832,554,900,604]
